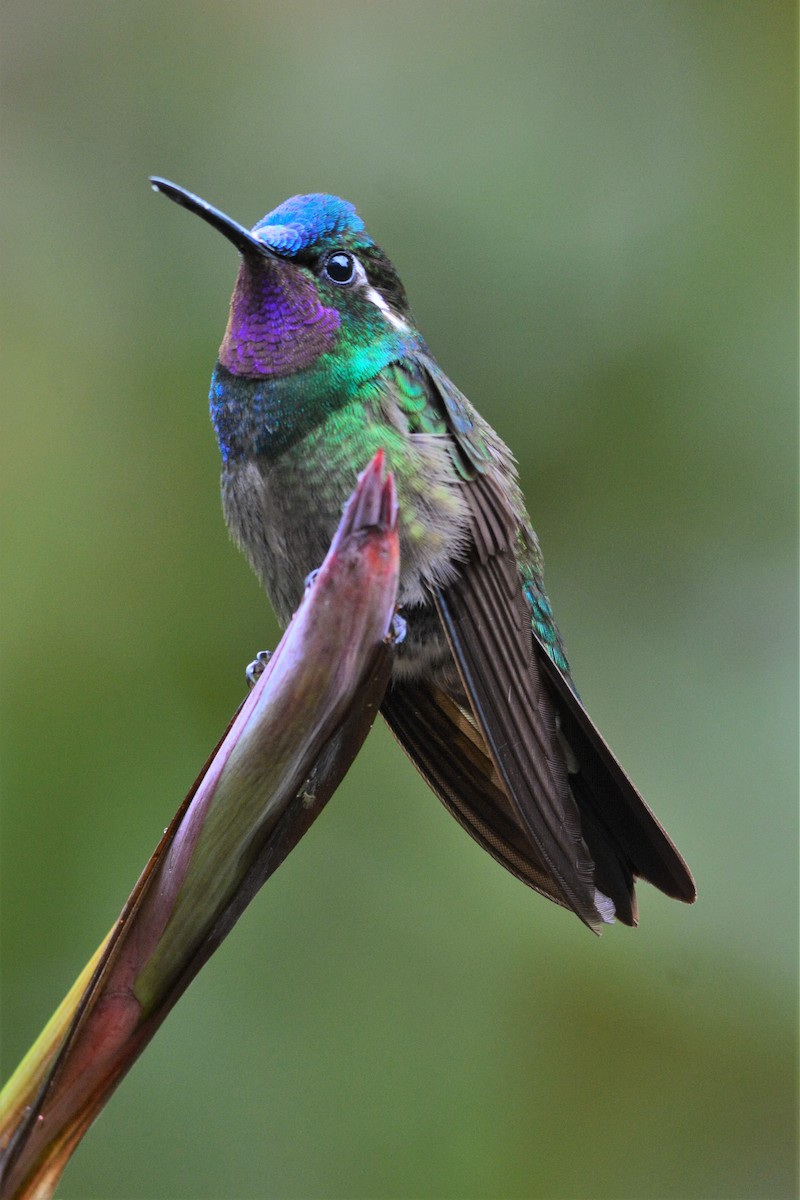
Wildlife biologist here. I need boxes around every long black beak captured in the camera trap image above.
[150,177,272,257]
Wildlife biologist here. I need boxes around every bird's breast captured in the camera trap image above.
[220,402,473,645]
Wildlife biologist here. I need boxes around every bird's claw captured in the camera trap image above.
[245,649,273,688]
[388,610,407,646]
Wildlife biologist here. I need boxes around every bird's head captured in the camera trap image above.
[151,179,415,381]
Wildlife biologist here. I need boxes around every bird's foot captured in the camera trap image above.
[387,609,407,646]
[245,649,273,689]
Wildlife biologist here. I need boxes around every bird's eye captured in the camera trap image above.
[323,251,358,286]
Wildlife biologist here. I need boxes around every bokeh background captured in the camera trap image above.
[2,4,796,1198]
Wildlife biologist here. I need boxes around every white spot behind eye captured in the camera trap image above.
[365,285,409,332]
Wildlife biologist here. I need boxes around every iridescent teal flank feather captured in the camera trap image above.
[523,577,570,674]
[154,177,696,933]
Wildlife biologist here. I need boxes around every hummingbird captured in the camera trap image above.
[152,178,696,933]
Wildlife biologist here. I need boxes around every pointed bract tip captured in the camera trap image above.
[380,471,399,532]
[332,453,389,548]
[357,450,397,531]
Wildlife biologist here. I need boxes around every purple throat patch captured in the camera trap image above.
[219,257,340,377]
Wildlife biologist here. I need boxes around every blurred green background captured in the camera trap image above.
[2,3,796,1198]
